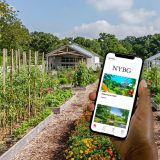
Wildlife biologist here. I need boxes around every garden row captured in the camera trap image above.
[142,67,160,107]
[65,111,121,160]
[0,60,98,156]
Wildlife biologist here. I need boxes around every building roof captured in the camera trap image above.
[47,43,99,58]
[145,52,160,61]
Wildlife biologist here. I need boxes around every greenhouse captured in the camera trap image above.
[144,52,160,69]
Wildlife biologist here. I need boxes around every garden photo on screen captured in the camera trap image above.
[101,74,136,97]
[94,104,129,128]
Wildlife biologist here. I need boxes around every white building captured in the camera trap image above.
[46,43,100,71]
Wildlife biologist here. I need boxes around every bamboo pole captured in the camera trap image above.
[23,51,26,66]
[34,51,37,115]
[42,52,44,71]
[28,50,31,119]
[10,49,14,134]
[2,48,6,93]
[15,50,18,71]
[18,49,20,75]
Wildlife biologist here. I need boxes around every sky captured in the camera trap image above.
[5,0,160,39]
[111,107,123,117]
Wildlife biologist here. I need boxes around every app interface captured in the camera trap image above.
[91,53,142,137]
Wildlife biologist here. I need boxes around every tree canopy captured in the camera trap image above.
[1,1,160,60]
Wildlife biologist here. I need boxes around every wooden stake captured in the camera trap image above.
[42,52,45,71]
[28,50,31,118]
[2,49,6,93]
[18,49,20,74]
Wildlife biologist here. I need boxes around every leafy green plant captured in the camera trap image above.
[155,93,160,104]
[12,108,52,140]
[44,89,73,107]
[73,62,96,87]
[58,78,68,84]
[142,67,160,94]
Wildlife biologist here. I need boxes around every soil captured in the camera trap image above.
[12,82,98,160]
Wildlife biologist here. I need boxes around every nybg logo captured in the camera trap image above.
[113,66,131,73]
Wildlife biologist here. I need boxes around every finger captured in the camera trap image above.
[87,103,95,112]
[89,92,96,101]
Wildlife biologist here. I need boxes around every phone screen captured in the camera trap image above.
[91,53,143,138]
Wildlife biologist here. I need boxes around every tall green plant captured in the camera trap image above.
[73,62,90,87]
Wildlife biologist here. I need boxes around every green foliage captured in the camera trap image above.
[44,89,73,107]
[73,62,97,87]
[12,108,52,140]
[0,67,59,129]
[98,33,128,57]
[58,78,68,84]
[57,67,75,84]
[155,94,160,104]
[142,67,160,94]
[0,1,30,50]
[30,31,63,53]
[65,113,121,159]
[73,36,101,54]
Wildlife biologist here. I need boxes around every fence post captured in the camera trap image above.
[42,52,45,71]
[23,51,26,66]
[18,49,20,75]
[28,50,31,118]
[2,48,6,93]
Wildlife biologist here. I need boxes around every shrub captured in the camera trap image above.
[73,62,97,87]
[44,89,73,107]
[58,78,68,84]
[155,93,160,104]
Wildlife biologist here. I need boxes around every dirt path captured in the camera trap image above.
[12,82,98,160]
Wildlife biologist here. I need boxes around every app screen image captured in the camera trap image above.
[94,104,129,128]
[101,74,136,97]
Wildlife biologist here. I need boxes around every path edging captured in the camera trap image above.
[0,113,55,160]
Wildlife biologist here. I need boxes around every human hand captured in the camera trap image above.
[88,80,158,160]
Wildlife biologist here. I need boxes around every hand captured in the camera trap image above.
[88,80,158,160]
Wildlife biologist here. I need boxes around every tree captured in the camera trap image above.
[0,1,30,50]
[29,31,62,54]
[73,36,101,54]
[98,33,128,57]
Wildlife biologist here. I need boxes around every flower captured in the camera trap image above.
[80,150,83,154]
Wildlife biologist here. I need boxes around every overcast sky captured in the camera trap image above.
[5,0,160,39]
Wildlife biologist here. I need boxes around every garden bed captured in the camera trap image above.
[65,111,121,160]
[50,92,77,114]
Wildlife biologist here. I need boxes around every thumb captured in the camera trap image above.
[137,80,151,114]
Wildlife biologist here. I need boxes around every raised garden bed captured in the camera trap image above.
[0,91,77,160]
[50,93,77,114]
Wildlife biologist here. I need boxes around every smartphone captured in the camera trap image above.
[91,53,143,138]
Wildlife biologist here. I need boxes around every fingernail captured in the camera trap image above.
[142,80,147,88]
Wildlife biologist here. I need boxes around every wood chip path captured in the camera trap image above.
[12,82,98,160]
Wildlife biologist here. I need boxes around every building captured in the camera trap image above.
[46,43,100,70]
[144,52,160,69]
